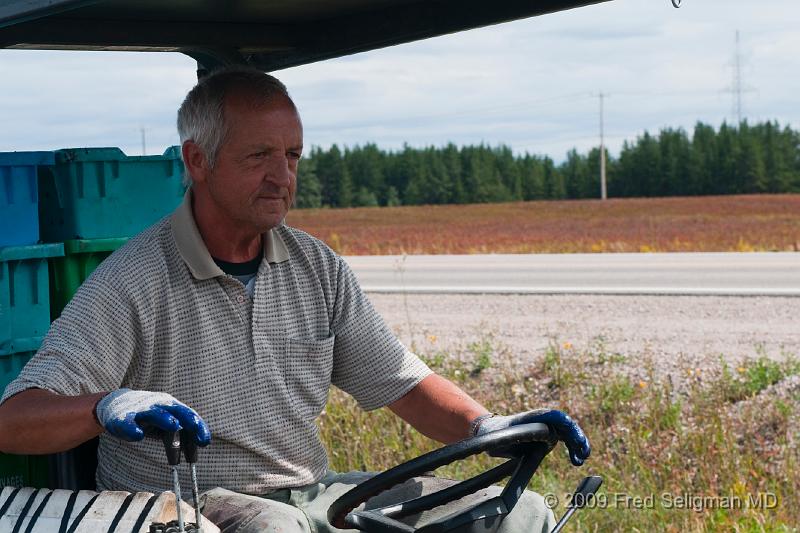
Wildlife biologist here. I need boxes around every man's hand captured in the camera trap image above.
[95,389,211,445]
[472,409,590,466]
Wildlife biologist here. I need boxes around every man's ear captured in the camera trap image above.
[182,141,210,184]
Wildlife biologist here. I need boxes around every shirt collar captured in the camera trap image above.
[170,188,290,280]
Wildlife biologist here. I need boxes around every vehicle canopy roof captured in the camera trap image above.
[0,0,610,71]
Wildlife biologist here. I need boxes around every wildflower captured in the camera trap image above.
[737,366,746,373]
[638,381,647,389]
[562,342,573,350]
[428,335,437,343]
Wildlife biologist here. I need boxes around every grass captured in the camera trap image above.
[318,340,800,532]
[721,357,800,402]
[286,194,800,255]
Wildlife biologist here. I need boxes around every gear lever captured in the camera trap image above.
[550,475,603,533]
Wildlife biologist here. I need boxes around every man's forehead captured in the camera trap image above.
[224,88,297,114]
[224,93,302,132]
[223,95,303,146]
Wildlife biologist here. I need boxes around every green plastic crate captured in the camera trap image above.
[0,245,57,490]
[0,244,64,356]
[38,146,184,242]
[49,238,128,319]
[0,348,50,489]
[0,350,36,394]
[44,238,125,492]
[0,452,48,489]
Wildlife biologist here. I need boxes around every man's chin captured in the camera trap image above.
[253,211,288,232]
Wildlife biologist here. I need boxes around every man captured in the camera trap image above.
[0,67,589,532]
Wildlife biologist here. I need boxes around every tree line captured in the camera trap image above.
[294,120,800,208]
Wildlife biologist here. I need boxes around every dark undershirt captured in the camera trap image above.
[213,248,262,294]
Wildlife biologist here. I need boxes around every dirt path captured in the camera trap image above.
[367,293,800,373]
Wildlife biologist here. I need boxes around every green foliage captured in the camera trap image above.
[295,157,322,208]
[542,343,566,389]
[419,351,446,369]
[720,356,799,401]
[742,358,787,394]
[319,341,800,531]
[385,186,402,206]
[353,186,379,207]
[466,337,493,376]
[296,121,800,208]
[590,375,635,413]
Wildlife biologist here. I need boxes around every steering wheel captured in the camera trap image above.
[327,423,558,533]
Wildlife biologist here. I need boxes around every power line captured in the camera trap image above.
[312,85,739,136]
[311,91,594,132]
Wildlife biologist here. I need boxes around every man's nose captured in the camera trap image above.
[265,155,292,187]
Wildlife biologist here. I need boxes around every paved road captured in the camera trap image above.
[344,252,800,296]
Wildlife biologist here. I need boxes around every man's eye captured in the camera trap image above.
[288,152,302,160]
[250,151,267,158]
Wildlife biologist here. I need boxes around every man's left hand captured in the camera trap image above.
[472,409,590,466]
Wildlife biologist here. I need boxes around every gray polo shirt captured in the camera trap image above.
[1,191,431,494]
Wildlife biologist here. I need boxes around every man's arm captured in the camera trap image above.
[0,389,105,454]
[388,373,489,444]
[388,373,592,466]
[0,388,213,455]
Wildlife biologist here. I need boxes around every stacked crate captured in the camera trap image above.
[0,152,64,488]
[0,146,185,489]
[39,147,184,317]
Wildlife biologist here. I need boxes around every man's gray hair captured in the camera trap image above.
[177,66,292,186]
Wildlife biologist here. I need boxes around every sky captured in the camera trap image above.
[1,0,798,162]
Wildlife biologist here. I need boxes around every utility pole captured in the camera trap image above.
[733,30,743,123]
[599,92,607,200]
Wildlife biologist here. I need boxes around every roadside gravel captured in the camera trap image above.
[367,293,800,385]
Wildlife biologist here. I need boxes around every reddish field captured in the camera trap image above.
[285,194,800,255]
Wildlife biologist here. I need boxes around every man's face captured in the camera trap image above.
[204,92,303,233]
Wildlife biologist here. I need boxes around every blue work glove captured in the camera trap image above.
[472,409,590,466]
[95,388,211,445]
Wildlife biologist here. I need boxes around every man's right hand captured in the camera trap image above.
[473,409,590,466]
[95,389,211,445]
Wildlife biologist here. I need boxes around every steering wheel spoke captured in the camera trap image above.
[328,423,557,532]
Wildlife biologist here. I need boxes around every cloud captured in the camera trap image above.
[0,0,797,162]
[0,51,195,154]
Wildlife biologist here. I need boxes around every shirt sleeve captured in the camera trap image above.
[329,258,431,411]
[1,275,140,404]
